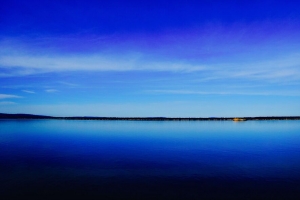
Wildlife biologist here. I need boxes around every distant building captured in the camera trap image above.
[233,118,246,121]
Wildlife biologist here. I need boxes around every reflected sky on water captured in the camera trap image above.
[1,120,300,179]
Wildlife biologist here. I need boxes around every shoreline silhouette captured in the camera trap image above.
[1,113,300,121]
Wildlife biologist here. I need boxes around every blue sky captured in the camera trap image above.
[1,0,300,117]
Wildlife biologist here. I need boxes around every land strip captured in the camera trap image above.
[1,113,300,121]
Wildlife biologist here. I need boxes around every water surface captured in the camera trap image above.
[1,120,300,199]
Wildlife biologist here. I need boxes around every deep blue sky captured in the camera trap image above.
[1,0,300,117]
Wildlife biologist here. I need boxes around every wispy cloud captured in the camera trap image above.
[221,53,300,81]
[22,90,35,94]
[0,101,16,105]
[1,50,300,83]
[147,89,300,96]
[0,94,22,99]
[1,42,300,84]
[0,53,207,76]
[188,53,300,83]
[45,89,58,93]
[1,22,300,84]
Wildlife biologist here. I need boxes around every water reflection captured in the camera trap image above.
[1,120,300,199]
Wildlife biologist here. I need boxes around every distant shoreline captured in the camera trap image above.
[1,113,300,121]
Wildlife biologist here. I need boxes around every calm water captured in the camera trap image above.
[1,120,300,199]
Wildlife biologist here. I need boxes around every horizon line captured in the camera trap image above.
[1,113,300,121]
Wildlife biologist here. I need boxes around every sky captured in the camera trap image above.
[1,0,300,117]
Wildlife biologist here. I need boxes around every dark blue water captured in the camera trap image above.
[1,120,300,199]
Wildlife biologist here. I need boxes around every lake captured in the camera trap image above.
[1,120,300,199]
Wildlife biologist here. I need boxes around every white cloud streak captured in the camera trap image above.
[22,90,35,94]
[1,48,299,83]
[0,53,207,75]
[0,101,16,105]
[45,89,58,93]
[147,89,300,96]
[0,94,22,99]
[201,53,300,83]
[1,28,300,85]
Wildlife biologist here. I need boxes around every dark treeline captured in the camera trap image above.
[1,113,300,121]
